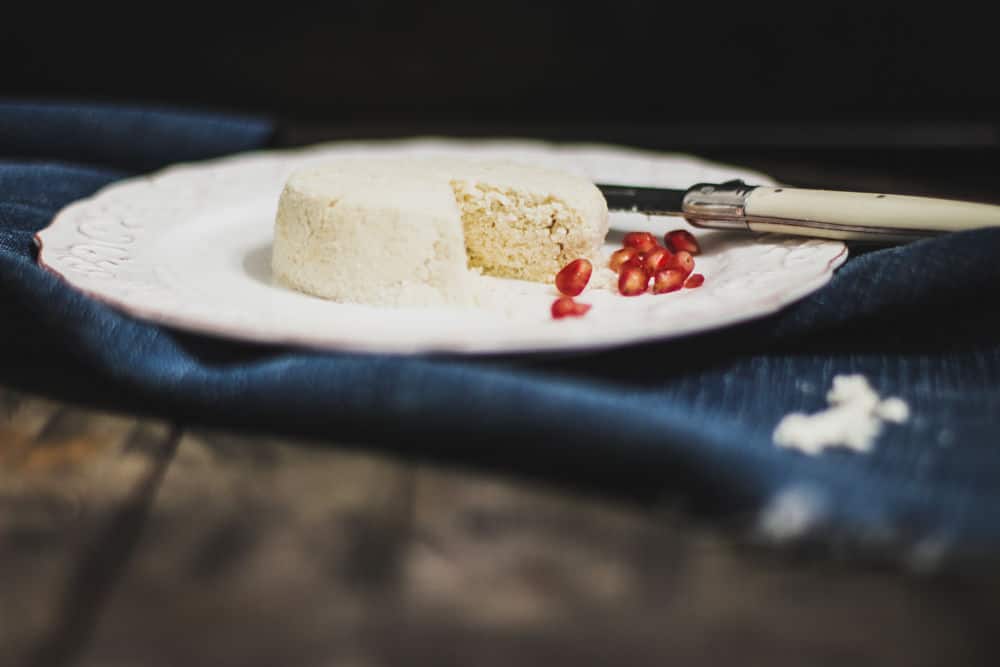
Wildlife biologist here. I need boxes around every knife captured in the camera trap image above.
[596,180,1000,242]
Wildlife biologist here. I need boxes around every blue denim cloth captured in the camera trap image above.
[3,102,999,562]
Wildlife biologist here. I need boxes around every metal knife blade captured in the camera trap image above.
[595,184,686,217]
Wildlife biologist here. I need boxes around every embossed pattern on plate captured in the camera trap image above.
[36,140,847,354]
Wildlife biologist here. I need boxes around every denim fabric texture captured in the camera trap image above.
[3,102,999,560]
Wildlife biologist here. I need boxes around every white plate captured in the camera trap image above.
[36,139,847,355]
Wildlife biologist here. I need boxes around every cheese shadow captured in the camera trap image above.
[242,242,275,288]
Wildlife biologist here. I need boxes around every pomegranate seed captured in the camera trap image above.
[551,296,590,319]
[666,250,695,276]
[642,246,673,274]
[623,231,658,253]
[555,258,592,296]
[609,247,639,272]
[618,266,649,296]
[620,256,644,271]
[665,229,701,255]
[652,269,686,294]
[684,273,705,288]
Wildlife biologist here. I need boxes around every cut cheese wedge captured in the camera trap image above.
[272,158,608,307]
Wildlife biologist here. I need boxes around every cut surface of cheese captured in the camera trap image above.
[272,158,608,307]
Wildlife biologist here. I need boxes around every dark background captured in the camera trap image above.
[4,2,999,197]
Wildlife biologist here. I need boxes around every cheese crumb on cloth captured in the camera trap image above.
[773,374,910,455]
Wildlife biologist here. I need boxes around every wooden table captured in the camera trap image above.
[4,133,1000,666]
[2,387,999,667]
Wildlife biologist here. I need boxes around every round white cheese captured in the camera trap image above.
[272,158,608,307]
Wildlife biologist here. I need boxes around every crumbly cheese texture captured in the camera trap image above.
[773,375,910,455]
[272,158,608,307]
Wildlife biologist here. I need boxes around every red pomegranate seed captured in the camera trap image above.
[620,256,644,271]
[652,269,686,294]
[555,258,592,296]
[551,296,591,319]
[609,247,639,273]
[623,231,658,253]
[642,246,673,274]
[666,250,695,276]
[665,229,701,255]
[618,266,649,296]
[684,273,705,288]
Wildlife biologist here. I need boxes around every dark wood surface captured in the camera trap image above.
[5,128,1000,664]
[2,387,999,667]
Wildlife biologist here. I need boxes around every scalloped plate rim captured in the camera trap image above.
[35,139,848,355]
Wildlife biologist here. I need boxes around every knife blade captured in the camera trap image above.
[595,180,1000,242]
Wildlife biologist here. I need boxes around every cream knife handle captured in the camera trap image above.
[744,187,1000,241]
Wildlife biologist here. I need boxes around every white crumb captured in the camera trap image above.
[758,485,827,540]
[826,374,880,410]
[773,374,909,455]
[876,397,910,423]
[589,266,619,291]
